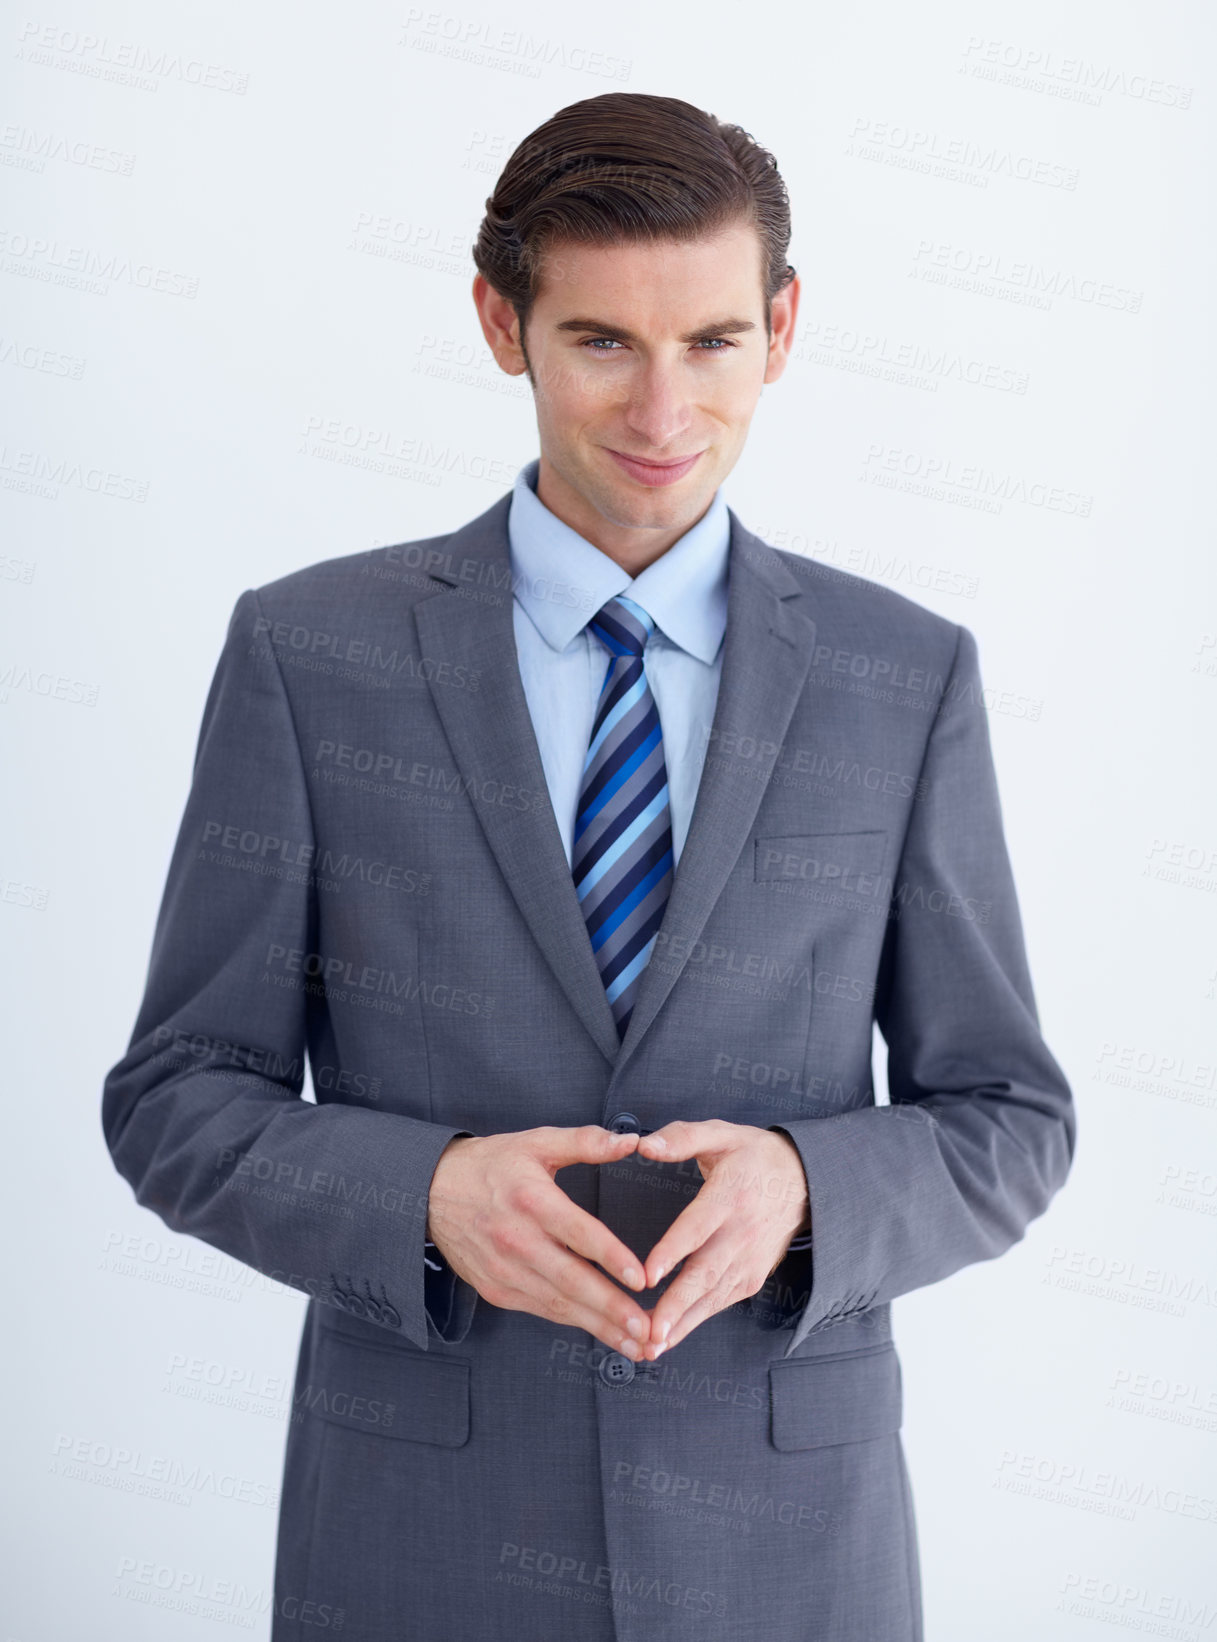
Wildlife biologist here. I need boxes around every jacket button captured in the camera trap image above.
[607,1112,641,1135]
[381,1302,402,1330]
[599,1350,636,1386]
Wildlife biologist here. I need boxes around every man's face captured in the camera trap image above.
[476,220,797,565]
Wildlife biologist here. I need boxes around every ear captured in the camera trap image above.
[763,271,800,386]
[472,273,529,378]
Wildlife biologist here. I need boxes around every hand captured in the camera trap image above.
[633,1120,810,1359]
[426,1125,653,1360]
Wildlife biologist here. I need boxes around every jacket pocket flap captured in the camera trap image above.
[307,1329,470,1447]
[769,1343,902,1451]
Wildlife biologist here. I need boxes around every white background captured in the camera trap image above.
[2,1,1215,1636]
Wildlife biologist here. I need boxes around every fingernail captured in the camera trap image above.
[625,1316,644,1338]
[622,1265,640,1288]
[618,1337,639,1359]
[659,1319,671,1343]
[648,1136,668,1153]
[652,1342,668,1358]
[652,1265,665,1284]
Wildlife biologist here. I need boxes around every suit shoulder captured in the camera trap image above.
[248,529,458,620]
[766,544,963,656]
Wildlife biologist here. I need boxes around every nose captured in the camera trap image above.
[618,357,694,452]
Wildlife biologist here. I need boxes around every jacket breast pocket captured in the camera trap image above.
[753,830,889,1100]
[304,1325,470,1447]
[769,1341,902,1451]
[754,830,888,889]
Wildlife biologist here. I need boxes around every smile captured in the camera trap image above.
[605,448,703,487]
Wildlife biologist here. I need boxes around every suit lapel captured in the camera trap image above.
[409,494,816,1075]
[610,512,815,1079]
[411,495,622,1065]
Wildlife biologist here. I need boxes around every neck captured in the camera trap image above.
[534,454,708,574]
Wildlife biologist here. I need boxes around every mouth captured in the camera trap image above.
[605,448,703,487]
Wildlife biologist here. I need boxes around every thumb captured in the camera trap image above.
[636,1118,727,1163]
[531,1123,641,1170]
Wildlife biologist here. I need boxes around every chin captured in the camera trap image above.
[606,491,689,524]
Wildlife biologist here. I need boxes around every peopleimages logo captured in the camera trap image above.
[250,614,480,690]
[200,820,431,893]
[263,943,493,1016]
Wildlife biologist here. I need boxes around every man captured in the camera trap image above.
[102,92,1075,1640]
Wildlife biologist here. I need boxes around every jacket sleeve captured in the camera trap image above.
[101,587,474,1350]
[763,622,1076,1356]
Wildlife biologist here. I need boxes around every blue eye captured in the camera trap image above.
[578,337,735,353]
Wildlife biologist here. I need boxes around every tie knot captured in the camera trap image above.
[589,594,654,660]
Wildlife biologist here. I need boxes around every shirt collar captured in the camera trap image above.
[507,456,730,663]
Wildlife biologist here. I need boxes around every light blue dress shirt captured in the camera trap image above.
[507,455,730,868]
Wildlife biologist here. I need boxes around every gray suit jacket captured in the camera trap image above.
[102,489,1075,1640]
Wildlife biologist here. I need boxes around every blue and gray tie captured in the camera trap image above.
[573,595,674,1041]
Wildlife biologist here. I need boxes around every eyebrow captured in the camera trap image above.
[553,316,758,343]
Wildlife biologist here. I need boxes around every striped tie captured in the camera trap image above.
[573,595,674,1040]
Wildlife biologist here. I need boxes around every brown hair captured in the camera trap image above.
[472,93,796,345]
